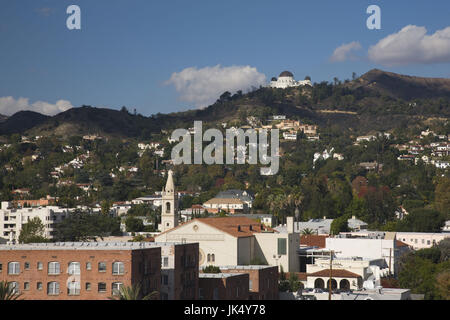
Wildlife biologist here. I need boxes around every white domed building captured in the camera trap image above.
[269,71,312,89]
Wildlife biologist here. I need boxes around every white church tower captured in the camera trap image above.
[160,170,178,232]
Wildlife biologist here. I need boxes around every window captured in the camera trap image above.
[86,282,91,291]
[98,262,106,272]
[68,262,81,275]
[8,262,20,275]
[166,202,171,213]
[112,282,123,295]
[0,263,2,272]
[47,282,60,295]
[112,262,124,275]
[67,281,81,295]
[249,280,253,290]
[213,288,219,300]
[48,262,60,275]
[207,254,211,262]
[24,282,30,290]
[162,275,168,285]
[427,240,431,245]
[86,262,92,270]
[211,254,215,262]
[37,282,43,290]
[9,282,19,295]
[199,288,204,300]
[37,262,43,270]
[277,238,287,255]
[24,262,30,270]
[162,257,168,267]
[98,282,107,293]
[422,239,425,244]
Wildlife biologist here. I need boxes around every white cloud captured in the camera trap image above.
[330,41,362,62]
[368,25,450,66]
[0,96,74,116]
[165,65,266,108]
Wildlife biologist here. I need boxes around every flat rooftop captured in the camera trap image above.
[0,241,188,251]
[219,265,275,270]
[199,273,244,279]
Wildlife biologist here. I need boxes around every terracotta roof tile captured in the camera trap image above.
[308,269,361,278]
[300,235,328,248]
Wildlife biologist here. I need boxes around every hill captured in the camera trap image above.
[347,69,450,100]
[0,69,448,138]
[0,111,50,135]
[0,114,7,123]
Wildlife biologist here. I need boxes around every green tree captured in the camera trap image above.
[108,283,158,300]
[18,217,48,244]
[330,214,350,235]
[0,281,23,300]
[125,216,145,232]
[202,265,221,273]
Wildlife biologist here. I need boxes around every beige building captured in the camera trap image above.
[155,216,300,272]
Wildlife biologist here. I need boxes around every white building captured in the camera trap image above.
[159,170,179,233]
[155,216,300,272]
[395,232,449,250]
[0,202,72,243]
[269,71,312,89]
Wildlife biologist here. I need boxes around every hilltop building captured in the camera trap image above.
[269,71,312,89]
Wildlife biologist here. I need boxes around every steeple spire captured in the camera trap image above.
[165,169,175,193]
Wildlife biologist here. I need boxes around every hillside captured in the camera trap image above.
[0,69,449,138]
[0,111,49,135]
[0,114,7,123]
[347,69,450,100]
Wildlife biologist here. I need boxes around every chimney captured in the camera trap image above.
[323,216,327,220]
[352,215,356,220]
[287,216,294,234]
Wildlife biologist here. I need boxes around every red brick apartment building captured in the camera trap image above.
[199,273,249,300]
[0,242,161,300]
[219,265,278,300]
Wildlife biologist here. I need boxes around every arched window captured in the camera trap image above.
[207,254,211,262]
[112,282,123,296]
[8,262,20,275]
[68,262,80,275]
[314,278,325,289]
[48,262,60,275]
[47,282,60,295]
[8,282,19,295]
[339,279,350,291]
[211,254,215,262]
[67,281,80,295]
[166,202,171,213]
[112,262,124,275]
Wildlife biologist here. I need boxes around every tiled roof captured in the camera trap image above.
[300,235,328,248]
[156,217,276,238]
[396,240,409,247]
[204,198,244,205]
[308,269,361,278]
[200,217,274,238]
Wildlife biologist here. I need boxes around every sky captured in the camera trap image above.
[0,0,449,116]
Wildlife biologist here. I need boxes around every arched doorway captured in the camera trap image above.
[314,278,325,289]
[339,279,350,291]
[327,279,337,290]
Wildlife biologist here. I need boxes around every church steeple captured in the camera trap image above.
[160,169,178,232]
[165,170,175,194]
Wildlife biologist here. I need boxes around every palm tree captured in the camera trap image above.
[108,283,159,300]
[0,281,23,300]
[301,228,315,235]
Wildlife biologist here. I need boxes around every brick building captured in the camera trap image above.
[219,265,278,300]
[0,242,161,300]
[198,273,249,300]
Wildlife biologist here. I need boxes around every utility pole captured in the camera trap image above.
[328,250,333,301]
[388,248,392,276]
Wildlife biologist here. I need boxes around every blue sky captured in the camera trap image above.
[0,0,449,116]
